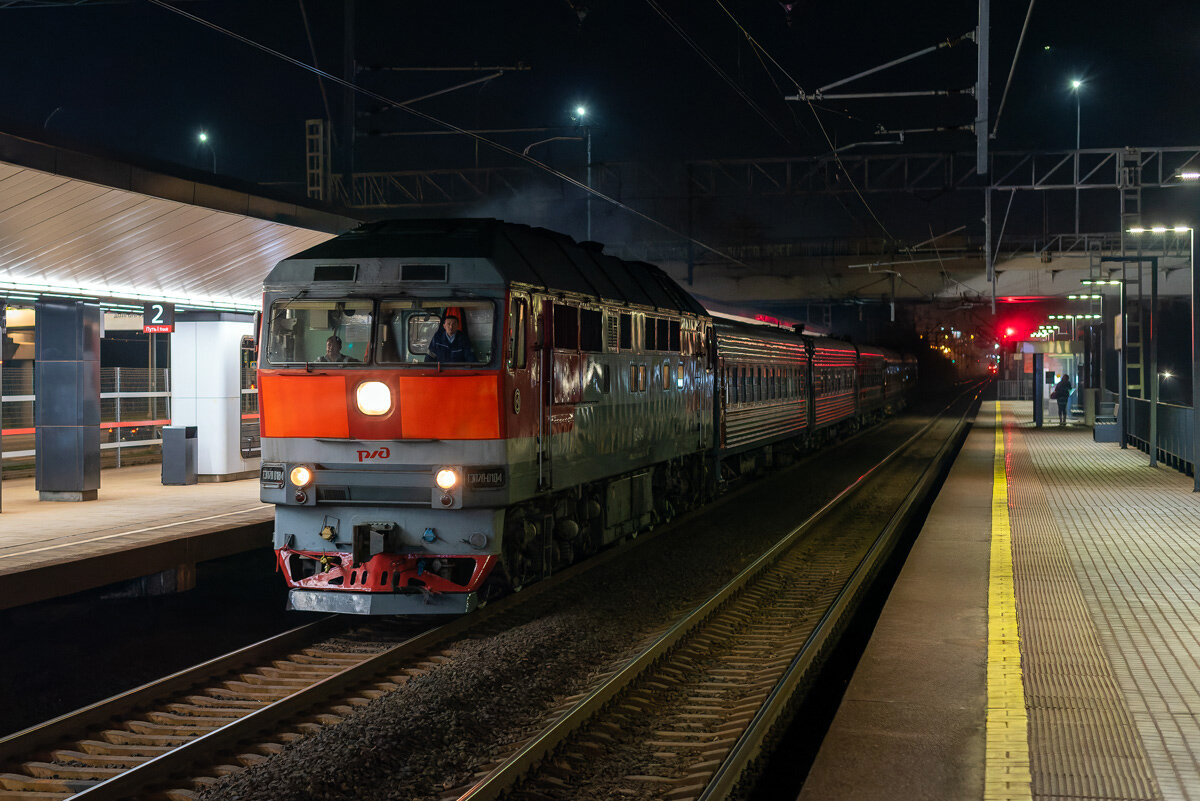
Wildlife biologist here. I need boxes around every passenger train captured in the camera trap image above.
[257,219,916,615]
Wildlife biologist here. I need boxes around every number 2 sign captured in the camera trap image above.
[143,302,175,333]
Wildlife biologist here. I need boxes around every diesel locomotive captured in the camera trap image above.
[257,219,915,615]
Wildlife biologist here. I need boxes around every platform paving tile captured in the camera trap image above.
[1008,401,1200,801]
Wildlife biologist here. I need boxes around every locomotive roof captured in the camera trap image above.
[272,218,707,317]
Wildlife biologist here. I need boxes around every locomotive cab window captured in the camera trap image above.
[376,299,495,365]
[265,299,373,366]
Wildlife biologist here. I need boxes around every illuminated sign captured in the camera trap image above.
[143,302,175,333]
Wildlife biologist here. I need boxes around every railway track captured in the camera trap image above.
[0,390,977,801]
[0,504,666,800]
[450,392,977,801]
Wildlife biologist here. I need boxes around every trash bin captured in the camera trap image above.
[162,426,198,485]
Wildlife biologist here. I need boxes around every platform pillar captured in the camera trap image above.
[170,317,258,481]
[1033,352,1045,428]
[34,300,101,501]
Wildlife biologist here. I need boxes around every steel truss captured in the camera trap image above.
[327,146,1200,208]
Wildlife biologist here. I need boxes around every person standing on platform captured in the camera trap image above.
[1052,375,1072,426]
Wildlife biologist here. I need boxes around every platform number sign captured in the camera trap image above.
[143,302,175,333]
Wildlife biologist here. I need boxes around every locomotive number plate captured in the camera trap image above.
[466,467,507,490]
[261,463,285,488]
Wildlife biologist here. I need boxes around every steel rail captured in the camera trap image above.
[456,387,981,801]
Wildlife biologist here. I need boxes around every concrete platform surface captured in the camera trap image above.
[801,398,1200,801]
[0,464,271,609]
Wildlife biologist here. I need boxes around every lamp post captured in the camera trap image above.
[1070,78,1083,235]
[197,131,216,173]
[573,105,592,240]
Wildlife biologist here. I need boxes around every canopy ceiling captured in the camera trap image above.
[0,130,359,310]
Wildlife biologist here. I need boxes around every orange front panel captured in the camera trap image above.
[260,374,350,438]
[395,375,503,440]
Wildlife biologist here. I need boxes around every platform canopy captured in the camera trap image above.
[0,129,360,311]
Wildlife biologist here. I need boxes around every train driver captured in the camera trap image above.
[426,309,476,363]
[318,335,356,363]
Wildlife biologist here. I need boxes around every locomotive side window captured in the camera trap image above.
[553,304,578,350]
[508,298,527,370]
[580,308,603,352]
[265,299,373,366]
[376,299,495,365]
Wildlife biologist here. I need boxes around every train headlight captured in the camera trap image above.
[435,468,460,490]
[356,381,392,415]
[290,465,314,488]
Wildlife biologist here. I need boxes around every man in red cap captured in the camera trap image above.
[426,308,476,362]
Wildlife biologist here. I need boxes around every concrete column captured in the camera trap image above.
[35,300,101,501]
[170,316,259,481]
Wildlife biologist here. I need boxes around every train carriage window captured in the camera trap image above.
[644,317,656,351]
[375,299,495,365]
[580,308,603,352]
[630,363,647,392]
[663,360,672,391]
[266,299,373,366]
[619,314,632,350]
[657,319,670,352]
[553,304,578,350]
[669,320,681,352]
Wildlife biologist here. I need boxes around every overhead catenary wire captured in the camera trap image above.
[144,0,748,269]
[707,0,894,241]
[643,0,792,144]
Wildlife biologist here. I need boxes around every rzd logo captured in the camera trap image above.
[356,447,391,462]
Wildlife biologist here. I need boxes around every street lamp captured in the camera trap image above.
[572,105,592,240]
[1127,225,1198,488]
[197,131,216,173]
[1070,78,1083,235]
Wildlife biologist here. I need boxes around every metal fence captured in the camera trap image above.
[997,379,1034,400]
[2,366,171,468]
[1126,397,1195,474]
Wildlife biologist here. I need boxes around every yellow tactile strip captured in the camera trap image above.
[986,403,1033,801]
[1003,403,1161,801]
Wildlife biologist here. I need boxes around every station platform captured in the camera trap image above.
[0,464,271,610]
[800,399,1200,801]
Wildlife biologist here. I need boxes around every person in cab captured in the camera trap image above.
[318,335,357,363]
[426,309,475,363]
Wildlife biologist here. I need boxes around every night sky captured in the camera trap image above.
[2,0,1197,196]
